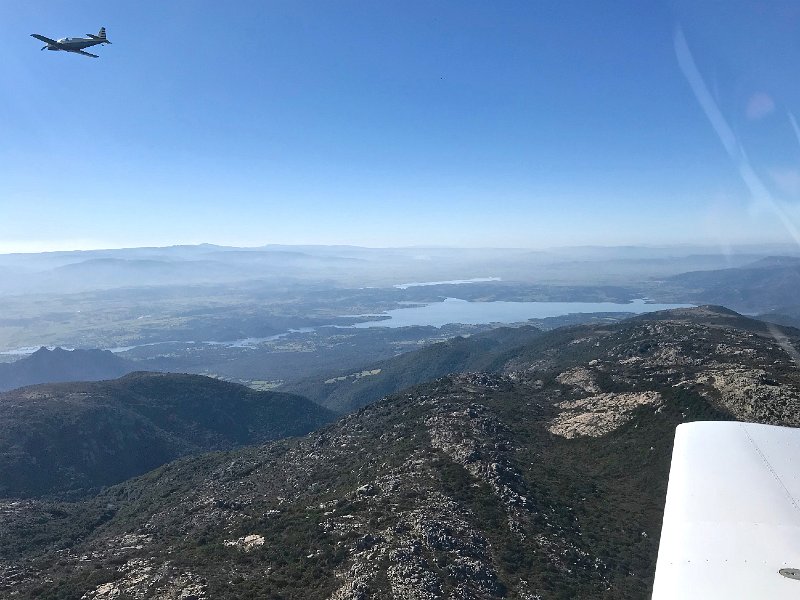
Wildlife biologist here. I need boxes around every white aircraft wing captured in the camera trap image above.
[652,421,800,599]
[30,34,60,46]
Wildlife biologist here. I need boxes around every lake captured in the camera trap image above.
[351,297,694,328]
[393,277,502,290]
[0,298,693,356]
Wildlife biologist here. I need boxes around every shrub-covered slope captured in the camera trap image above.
[284,325,543,414]
[0,372,334,498]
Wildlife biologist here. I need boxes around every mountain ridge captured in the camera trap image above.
[3,306,799,598]
[284,324,544,414]
[659,256,800,311]
[0,347,138,392]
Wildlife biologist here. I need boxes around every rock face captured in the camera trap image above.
[2,307,800,599]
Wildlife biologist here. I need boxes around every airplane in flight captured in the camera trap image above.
[31,27,111,58]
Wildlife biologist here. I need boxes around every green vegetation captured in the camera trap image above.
[0,372,333,498]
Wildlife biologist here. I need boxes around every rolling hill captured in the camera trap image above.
[0,372,334,498]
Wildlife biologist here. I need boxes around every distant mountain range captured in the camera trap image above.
[0,347,137,392]
[658,255,800,312]
[0,246,368,294]
[1,242,797,294]
[0,372,333,498]
[3,307,799,598]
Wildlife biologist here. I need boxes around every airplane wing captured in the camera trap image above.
[652,421,800,598]
[30,34,60,46]
[69,49,99,58]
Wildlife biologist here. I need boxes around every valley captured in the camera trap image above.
[4,244,796,394]
[2,246,800,599]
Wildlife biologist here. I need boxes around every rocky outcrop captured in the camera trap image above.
[223,534,265,551]
[696,367,800,426]
[81,558,207,600]
[549,392,662,439]
[555,367,600,394]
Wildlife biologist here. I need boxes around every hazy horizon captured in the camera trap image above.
[2,239,800,257]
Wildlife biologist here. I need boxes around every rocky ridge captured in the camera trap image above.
[2,307,799,599]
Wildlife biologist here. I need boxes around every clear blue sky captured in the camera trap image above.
[2,1,800,252]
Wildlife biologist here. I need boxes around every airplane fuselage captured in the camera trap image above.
[47,37,103,51]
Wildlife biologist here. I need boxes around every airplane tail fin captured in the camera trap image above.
[90,27,111,44]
